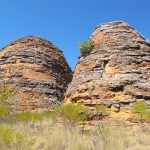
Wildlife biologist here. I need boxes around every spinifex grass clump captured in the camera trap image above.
[0,125,26,149]
[55,103,91,122]
[132,100,150,120]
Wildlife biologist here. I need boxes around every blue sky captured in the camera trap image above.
[0,0,150,70]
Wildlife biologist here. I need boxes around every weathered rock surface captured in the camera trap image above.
[65,21,150,119]
[0,36,72,112]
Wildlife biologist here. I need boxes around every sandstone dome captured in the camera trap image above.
[65,21,150,119]
[0,36,72,112]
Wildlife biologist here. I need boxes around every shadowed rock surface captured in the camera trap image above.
[0,36,72,112]
[65,21,150,120]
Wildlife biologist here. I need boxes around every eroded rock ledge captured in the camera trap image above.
[0,36,72,112]
[65,21,150,119]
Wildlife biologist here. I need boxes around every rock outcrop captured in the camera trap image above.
[65,21,150,119]
[0,36,72,112]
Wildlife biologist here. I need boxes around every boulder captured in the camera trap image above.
[65,21,150,119]
[0,36,72,112]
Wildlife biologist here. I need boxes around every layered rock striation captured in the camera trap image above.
[0,36,72,112]
[65,21,150,119]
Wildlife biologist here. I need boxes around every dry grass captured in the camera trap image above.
[0,118,150,150]
[0,86,149,150]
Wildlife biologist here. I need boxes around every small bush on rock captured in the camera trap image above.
[132,100,150,120]
[78,39,94,55]
[132,100,147,113]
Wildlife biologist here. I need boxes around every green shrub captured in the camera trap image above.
[78,39,94,55]
[132,100,147,113]
[55,103,90,122]
[140,111,150,120]
[132,100,150,120]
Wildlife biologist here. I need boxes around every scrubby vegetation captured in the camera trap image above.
[0,125,27,150]
[0,116,149,150]
[55,103,91,122]
[0,86,150,150]
[132,100,150,120]
[78,39,94,55]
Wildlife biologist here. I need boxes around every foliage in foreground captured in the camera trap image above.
[0,125,28,150]
[0,119,149,150]
[0,86,149,149]
[78,39,94,55]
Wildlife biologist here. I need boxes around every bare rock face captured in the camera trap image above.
[0,36,72,112]
[65,21,150,119]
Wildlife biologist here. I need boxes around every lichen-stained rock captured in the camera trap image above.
[0,36,72,112]
[65,21,150,119]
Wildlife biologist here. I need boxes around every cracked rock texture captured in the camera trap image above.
[65,21,150,119]
[0,36,72,112]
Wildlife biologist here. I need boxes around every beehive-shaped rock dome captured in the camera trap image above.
[0,36,72,112]
[65,21,150,119]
